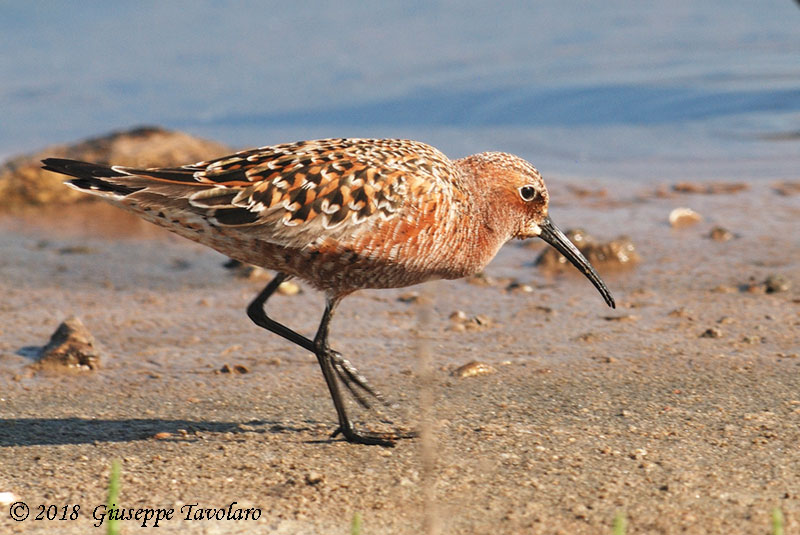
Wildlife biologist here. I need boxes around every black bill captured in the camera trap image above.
[538,216,616,308]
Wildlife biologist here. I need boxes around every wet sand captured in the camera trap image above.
[1,178,798,534]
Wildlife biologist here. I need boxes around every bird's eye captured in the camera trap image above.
[519,185,537,202]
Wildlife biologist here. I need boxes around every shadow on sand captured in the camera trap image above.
[0,417,318,447]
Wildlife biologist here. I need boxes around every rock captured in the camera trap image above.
[772,181,800,196]
[669,207,702,227]
[506,281,534,293]
[700,327,722,339]
[397,291,420,303]
[0,492,19,506]
[765,274,791,293]
[34,316,101,371]
[0,126,231,210]
[466,271,497,286]
[451,361,497,378]
[709,226,734,242]
[603,314,638,322]
[448,311,495,331]
[220,364,249,374]
[535,229,640,271]
[305,471,324,486]
[672,182,748,194]
[277,280,302,296]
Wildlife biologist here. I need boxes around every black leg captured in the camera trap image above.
[313,298,397,446]
[246,273,383,408]
[247,273,314,351]
[247,273,400,444]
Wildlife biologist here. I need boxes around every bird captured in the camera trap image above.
[42,137,615,446]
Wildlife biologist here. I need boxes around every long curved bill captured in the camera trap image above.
[538,216,616,308]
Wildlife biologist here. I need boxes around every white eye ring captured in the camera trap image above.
[519,185,537,202]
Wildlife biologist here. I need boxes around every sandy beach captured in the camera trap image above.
[0,175,798,534]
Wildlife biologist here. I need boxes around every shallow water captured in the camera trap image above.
[1,1,799,180]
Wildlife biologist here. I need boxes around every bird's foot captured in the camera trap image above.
[330,425,418,447]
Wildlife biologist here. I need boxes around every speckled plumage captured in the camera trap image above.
[43,138,614,446]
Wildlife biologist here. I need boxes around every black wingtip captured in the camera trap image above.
[41,158,141,196]
[41,158,126,179]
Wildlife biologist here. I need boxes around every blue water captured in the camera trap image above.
[1,1,798,180]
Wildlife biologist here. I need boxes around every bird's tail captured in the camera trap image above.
[41,158,143,199]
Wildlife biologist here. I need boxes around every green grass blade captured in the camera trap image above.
[772,508,784,535]
[107,460,121,535]
[351,511,363,535]
[612,512,627,535]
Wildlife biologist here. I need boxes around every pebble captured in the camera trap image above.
[506,281,534,293]
[466,271,497,286]
[700,327,723,339]
[448,311,495,331]
[304,471,324,486]
[773,181,800,196]
[711,285,737,294]
[709,226,734,241]
[34,316,101,371]
[0,492,18,506]
[277,280,302,296]
[603,314,638,322]
[765,274,790,293]
[397,291,420,303]
[535,229,640,270]
[669,207,702,227]
[672,182,748,194]
[219,364,249,374]
[452,361,497,378]
[668,308,693,319]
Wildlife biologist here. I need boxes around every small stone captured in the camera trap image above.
[397,292,419,303]
[765,274,790,293]
[466,271,496,286]
[153,432,172,440]
[220,364,249,374]
[700,327,722,339]
[473,314,492,326]
[603,314,638,322]
[452,361,497,378]
[595,356,617,363]
[506,281,534,293]
[0,492,19,506]
[34,316,101,371]
[672,182,748,194]
[743,282,766,294]
[668,308,693,319]
[305,471,324,485]
[669,207,702,227]
[711,285,737,294]
[277,280,301,296]
[772,181,800,196]
[535,229,640,271]
[709,226,734,241]
[449,310,469,322]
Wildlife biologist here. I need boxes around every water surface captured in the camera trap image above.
[2,1,798,180]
